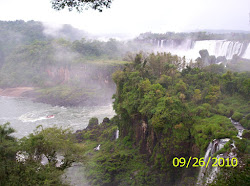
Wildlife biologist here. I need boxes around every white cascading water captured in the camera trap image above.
[191,40,243,59]
[242,43,250,59]
[94,144,100,151]
[115,129,119,139]
[155,39,249,60]
[230,118,244,139]
[196,118,244,185]
[197,142,213,184]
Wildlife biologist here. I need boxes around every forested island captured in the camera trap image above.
[0,20,249,185]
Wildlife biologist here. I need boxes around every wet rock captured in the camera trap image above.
[103,117,110,123]
[216,56,227,63]
[75,130,83,142]
[199,49,210,66]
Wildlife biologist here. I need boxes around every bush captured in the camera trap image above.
[242,130,250,139]
[216,103,232,117]
[88,117,99,128]
[240,118,250,130]
[232,112,243,122]
[195,104,213,117]
[240,114,250,130]
[234,138,248,153]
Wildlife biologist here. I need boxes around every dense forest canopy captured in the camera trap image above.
[110,52,250,185]
[137,32,250,42]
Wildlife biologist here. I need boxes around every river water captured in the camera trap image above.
[0,96,115,138]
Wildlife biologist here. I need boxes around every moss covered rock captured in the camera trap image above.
[87,117,99,129]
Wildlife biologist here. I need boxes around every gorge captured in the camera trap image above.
[0,21,249,186]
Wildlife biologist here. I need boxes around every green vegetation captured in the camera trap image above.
[108,52,250,185]
[78,117,164,186]
[88,117,99,128]
[192,115,237,153]
[211,136,250,186]
[240,114,250,130]
[0,21,133,106]
[232,112,244,122]
[0,123,83,185]
[1,21,249,185]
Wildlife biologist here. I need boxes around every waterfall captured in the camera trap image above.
[230,117,244,139]
[115,129,119,139]
[160,40,164,48]
[152,39,249,60]
[196,118,245,185]
[242,43,250,59]
[197,142,213,185]
[197,138,230,185]
[94,144,100,151]
[191,40,244,59]
[157,40,160,48]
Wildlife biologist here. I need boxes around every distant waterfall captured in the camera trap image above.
[115,129,119,139]
[242,43,250,59]
[152,39,249,60]
[191,40,244,59]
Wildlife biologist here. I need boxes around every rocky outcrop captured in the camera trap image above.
[198,50,217,66]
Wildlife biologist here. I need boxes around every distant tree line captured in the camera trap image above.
[137,32,250,42]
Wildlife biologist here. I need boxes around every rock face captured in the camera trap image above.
[118,116,199,185]
[44,63,121,88]
[121,116,198,158]
[199,49,210,65]
[199,50,217,66]
[216,56,227,63]
[103,117,110,123]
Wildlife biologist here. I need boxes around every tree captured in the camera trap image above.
[193,89,202,103]
[0,122,15,143]
[205,85,221,105]
[51,0,112,12]
[20,125,82,169]
[0,124,83,185]
[0,123,17,185]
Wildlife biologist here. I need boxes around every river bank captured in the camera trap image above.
[0,87,34,97]
[0,85,114,107]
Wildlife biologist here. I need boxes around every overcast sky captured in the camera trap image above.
[0,0,249,38]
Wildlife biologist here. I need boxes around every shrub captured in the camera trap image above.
[240,114,250,130]
[216,103,232,117]
[240,118,250,130]
[88,117,99,128]
[232,112,244,122]
[242,130,250,139]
